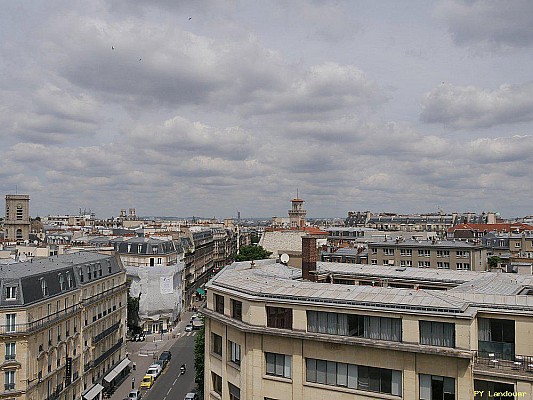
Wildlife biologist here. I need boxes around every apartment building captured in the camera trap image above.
[110,237,178,267]
[0,252,128,400]
[367,239,487,271]
[202,237,533,400]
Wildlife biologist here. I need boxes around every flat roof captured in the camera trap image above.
[208,260,533,317]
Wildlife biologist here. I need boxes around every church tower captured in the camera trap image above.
[5,194,30,242]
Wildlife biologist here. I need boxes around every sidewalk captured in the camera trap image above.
[111,311,194,400]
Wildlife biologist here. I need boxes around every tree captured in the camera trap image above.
[488,255,501,271]
[127,293,141,333]
[235,245,272,261]
[194,326,205,398]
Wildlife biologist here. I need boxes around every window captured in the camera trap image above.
[436,250,449,258]
[5,314,16,333]
[5,287,16,300]
[59,274,65,290]
[265,353,291,379]
[231,299,242,321]
[5,343,15,361]
[418,250,431,257]
[41,279,48,296]
[4,370,15,391]
[383,248,394,256]
[16,205,23,220]
[400,249,412,256]
[456,250,470,257]
[15,229,23,241]
[437,262,449,269]
[228,382,240,400]
[371,260,378,265]
[478,318,515,359]
[157,258,162,265]
[214,294,224,314]
[418,261,431,268]
[371,248,377,255]
[419,374,455,400]
[211,372,222,395]
[456,263,470,271]
[307,311,402,341]
[306,358,402,396]
[212,333,222,356]
[266,307,292,329]
[66,272,72,288]
[229,341,241,366]
[420,321,455,347]
[400,260,412,267]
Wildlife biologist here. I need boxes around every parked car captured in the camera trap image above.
[185,324,193,332]
[128,390,142,400]
[184,392,198,400]
[145,364,162,379]
[139,375,154,389]
[158,350,171,368]
[154,360,165,370]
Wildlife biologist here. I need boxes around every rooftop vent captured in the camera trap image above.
[395,267,406,272]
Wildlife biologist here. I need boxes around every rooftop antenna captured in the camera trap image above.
[15,184,18,194]
[296,188,299,199]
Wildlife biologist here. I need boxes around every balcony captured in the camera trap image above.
[89,338,124,370]
[93,322,121,345]
[0,304,81,335]
[474,351,533,375]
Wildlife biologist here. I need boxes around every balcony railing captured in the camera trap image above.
[474,351,533,374]
[89,338,124,370]
[93,322,121,345]
[0,304,81,335]
[82,283,128,307]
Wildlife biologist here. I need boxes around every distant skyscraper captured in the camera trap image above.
[4,194,30,242]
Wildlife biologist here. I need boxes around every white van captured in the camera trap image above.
[146,364,162,379]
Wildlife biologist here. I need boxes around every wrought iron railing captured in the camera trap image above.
[0,304,81,335]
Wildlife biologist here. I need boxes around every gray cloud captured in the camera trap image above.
[436,0,533,49]
[420,83,533,129]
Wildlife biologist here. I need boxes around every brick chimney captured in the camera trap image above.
[302,235,318,281]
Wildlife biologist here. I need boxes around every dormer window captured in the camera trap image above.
[138,245,142,253]
[59,274,65,291]
[5,287,16,300]
[41,279,48,296]
[79,268,84,283]
[87,267,92,280]
[66,272,72,288]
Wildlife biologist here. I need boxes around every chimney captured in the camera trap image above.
[302,235,318,281]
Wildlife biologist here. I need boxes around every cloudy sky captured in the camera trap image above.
[1,1,533,219]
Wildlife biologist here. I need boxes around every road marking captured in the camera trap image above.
[173,378,177,386]
[163,397,166,400]
[167,387,172,395]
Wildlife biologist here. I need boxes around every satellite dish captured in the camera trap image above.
[280,253,289,264]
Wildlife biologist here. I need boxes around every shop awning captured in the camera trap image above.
[196,288,205,295]
[82,383,104,400]
[103,358,131,383]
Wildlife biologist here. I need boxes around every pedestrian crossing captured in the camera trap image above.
[183,331,197,337]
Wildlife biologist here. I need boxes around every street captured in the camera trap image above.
[110,311,200,400]
[144,333,197,400]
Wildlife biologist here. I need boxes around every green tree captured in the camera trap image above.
[488,255,501,270]
[194,326,205,397]
[235,245,272,261]
[127,294,141,333]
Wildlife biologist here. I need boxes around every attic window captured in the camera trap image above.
[66,272,72,288]
[59,274,65,291]
[5,287,16,300]
[41,279,48,296]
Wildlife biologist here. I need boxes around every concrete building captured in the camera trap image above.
[0,252,128,400]
[368,239,487,271]
[202,237,533,400]
[288,197,306,229]
[4,195,31,243]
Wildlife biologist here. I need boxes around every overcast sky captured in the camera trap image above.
[1,1,532,219]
